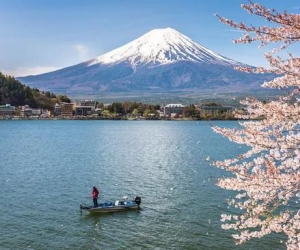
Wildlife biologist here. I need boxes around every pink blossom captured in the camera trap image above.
[215,2,300,249]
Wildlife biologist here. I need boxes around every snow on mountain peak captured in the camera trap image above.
[88,27,237,68]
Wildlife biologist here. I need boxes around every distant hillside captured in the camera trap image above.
[0,72,70,110]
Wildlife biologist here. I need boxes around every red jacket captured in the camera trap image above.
[92,188,99,199]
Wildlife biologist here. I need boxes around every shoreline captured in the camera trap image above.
[0,116,238,121]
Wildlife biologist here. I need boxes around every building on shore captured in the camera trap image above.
[20,105,50,118]
[54,100,98,117]
[54,103,61,116]
[21,105,32,117]
[75,100,96,116]
[54,102,74,117]
[61,103,74,117]
[0,104,15,116]
[163,104,185,117]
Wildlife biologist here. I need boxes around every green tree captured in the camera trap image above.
[143,109,150,118]
[102,110,110,118]
[57,94,71,103]
[132,108,139,117]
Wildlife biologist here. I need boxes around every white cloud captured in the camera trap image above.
[2,66,60,77]
[1,44,92,77]
[0,44,97,77]
[75,44,90,61]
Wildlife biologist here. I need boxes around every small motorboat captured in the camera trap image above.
[80,196,141,213]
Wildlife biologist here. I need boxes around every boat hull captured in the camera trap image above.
[83,205,139,213]
[80,197,141,213]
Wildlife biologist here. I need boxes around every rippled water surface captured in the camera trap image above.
[0,120,285,249]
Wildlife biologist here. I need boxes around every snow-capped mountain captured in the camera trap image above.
[88,28,238,68]
[18,28,272,96]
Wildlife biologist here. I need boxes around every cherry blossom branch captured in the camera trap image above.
[213,2,300,249]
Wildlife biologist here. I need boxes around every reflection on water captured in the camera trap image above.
[0,120,285,249]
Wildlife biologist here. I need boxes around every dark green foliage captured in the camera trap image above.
[183,104,199,118]
[106,102,125,114]
[104,102,160,116]
[204,102,221,107]
[0,72,70,110]
[56,94,71,103]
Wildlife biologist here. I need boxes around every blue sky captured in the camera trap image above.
[0,0,299,77]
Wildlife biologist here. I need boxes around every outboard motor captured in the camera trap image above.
[134,196,141,206]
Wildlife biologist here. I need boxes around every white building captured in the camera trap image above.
[163,104,185,116]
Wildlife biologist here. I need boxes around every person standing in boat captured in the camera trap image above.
[92,186,99,207]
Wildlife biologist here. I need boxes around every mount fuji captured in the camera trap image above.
[18,28,272,96]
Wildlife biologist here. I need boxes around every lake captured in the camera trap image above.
[0,120,286,249]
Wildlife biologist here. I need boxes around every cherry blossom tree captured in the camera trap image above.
[213,1,300,249]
